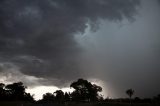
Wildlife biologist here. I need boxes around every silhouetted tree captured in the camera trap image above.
[64,92,70,102]
[70,78,102,102]
[5,82,26,100]
[54,90,64,103]
[0,83,5,100]
[42,93,55,102]
[2,82,34,101]
[71,90,81,102]
[126,88,134,104]
[24,93,35,102]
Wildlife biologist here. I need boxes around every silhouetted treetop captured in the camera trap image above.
[126,88,134,105]
[126,89,134,98]
[42,93,55,102]
[70,78,102,102]
[0,82,34,101]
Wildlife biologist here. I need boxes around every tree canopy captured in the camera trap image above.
[126,89,134,99]
[0,82,34,101]
[70,78,102,102]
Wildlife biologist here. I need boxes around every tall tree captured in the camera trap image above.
[0,83,5,100]
[54,90,64,103]
[70,78,102,102]
[24,93,34,102]
[0,82,34,101]
[64,92,70,102]
[42,93,55,102]
[5,82,26,100]
[126,88,134,104]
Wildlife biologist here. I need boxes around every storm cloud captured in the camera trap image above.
[75,0,160,98]
[1,0,160,99]
[0,0,140,85]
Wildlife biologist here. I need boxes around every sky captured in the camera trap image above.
[0,0,160,100]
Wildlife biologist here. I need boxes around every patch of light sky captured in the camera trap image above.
[26,78,106,100]
[27,0,160,99]
[74,0,160,98]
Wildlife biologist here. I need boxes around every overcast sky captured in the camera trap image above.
[0,0,160,99]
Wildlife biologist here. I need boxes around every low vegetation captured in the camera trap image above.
[0,78,160,106]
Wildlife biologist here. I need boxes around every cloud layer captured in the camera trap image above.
[0,0,140,87]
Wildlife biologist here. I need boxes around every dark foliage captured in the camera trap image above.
[70,78,102,102]
[54,90,65,103]
[126,89,134,99]
[41,93,55,103]
[0,79,160,105]
[0,82,34,102]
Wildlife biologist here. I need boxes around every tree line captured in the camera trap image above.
[0,79,103,103]
[36,78,103,103]
[0,78,160,104]
[0,82,34,101]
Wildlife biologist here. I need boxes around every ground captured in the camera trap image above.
[0,102,159,106]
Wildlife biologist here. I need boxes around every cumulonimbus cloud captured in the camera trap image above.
[0,0,140,86]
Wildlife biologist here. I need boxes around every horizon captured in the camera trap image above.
[1,79,159,101]
[0,0,160,100]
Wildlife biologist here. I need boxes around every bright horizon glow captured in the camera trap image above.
[26,79,108,100]
[26,86,74,100]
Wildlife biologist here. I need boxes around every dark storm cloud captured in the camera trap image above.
[0,0,140,85]
[75,0,160,98]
